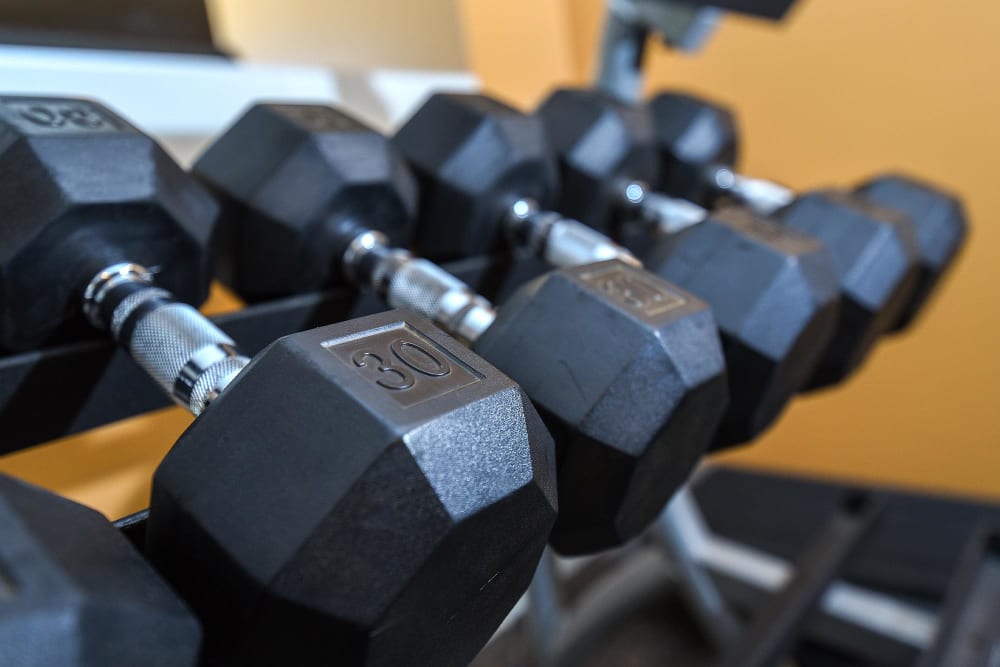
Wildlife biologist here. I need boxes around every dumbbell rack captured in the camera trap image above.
[476,467,1000,667]
[579,3,996,661]
[2,249,997,666]
[0,252,550,454]
[596,0,799,102]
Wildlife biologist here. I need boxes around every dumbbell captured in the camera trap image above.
[0,473,200,667]
[393,92,837,449]
[0,96,557,666]
[649,92,967,354]
[854,174,969,330]
[536,88,920,391]
[194,102,729,555]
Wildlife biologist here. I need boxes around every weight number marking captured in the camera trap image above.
[352,338,452,391]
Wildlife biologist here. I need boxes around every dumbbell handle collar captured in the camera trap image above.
[619,180,708,235]
[343,231,496,344]
[83,263,250,415]
[707,166,795,215]
[505,198,640,268]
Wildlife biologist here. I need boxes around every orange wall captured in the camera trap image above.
[463,0,1000,500]
[3,1,997,520]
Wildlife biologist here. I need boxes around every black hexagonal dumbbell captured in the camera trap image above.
[556,91,916,389]
[855,174,968,330]
[393,91,832,449]
[194,102,728,555]
[0,96,558,666]
[648,91,967,360]
[0,473,200,667]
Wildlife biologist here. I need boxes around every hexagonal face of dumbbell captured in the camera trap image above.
[473,260,727,555]
[536,88,660,234]
[855,174,969,331]
[147,310,557,666]
[393,93,559,260]
[0,475,201,667]
[644,207,841,447]
[0,96,216,351]
[775,190,921,388]
[194,104,418,301]
[647,91,740,207]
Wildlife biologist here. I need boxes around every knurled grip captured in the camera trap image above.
[84,263,249,415]
[342,231,497,343]
[617,180,708,236]
[126,302,248,414]
[708,167,795,216]
[385,254,496,343]
[542,217,639,268]
[506,199,639,269]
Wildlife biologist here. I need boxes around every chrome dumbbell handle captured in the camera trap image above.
[84,263,249,415]
[505,198,640,268]
[343,231,497,344]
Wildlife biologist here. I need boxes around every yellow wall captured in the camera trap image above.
[3,1,997,519]
[208,0,466,70]
[463,0,1000,499]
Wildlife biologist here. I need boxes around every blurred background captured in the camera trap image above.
[0,0,996,519]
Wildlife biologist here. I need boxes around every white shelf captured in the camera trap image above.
[0,45,338,136]
[0,45,479,162]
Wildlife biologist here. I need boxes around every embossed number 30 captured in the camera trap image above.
[597,276,650,310]
[18,105,107,130]
[352,339,451,391]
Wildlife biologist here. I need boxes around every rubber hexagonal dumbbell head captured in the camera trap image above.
[647,91,740,207]
[645,207,841,448]
[393,93,559,260]
[535,88,660,235]
[146,310,557,667]
[473,260,728,554]
[0,96,216,352]
[0,474,200,667]
[774,191,921,389]
[194,104,417,301]
[855,174,969,331]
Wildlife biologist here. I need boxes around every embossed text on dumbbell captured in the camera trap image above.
[324,322,482,407]
[0,97,122,133]
[576,263,687,317]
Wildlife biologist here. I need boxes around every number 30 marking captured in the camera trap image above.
[352,338,452,391]
[17,105,107,130]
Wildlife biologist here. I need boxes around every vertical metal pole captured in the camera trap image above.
[527,549,563,666]
[595,1,649,103]
[595,0,722,103]
[918,526,1000,667]
[650,487,743,650]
